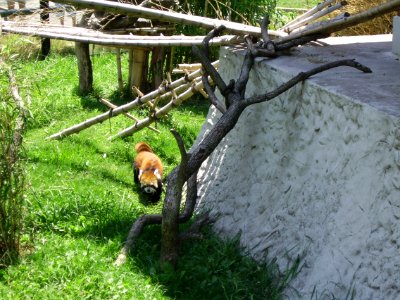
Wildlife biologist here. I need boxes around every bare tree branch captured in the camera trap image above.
[114,214,162,266]
[233,50,254,98]
[179,172,198,223]
[192,45,227,95]
[246,59,372,106]
[179,213,213,241]
[202,25,227,58]
[115,171,199,266]
[170,129,188,162]
[260,14,271,44]
[275,33,329,51]
[202,75,226,114]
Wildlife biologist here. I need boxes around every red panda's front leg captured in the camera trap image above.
[133,162,139,184]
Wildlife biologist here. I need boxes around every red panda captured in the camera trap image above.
[133,142,163,202]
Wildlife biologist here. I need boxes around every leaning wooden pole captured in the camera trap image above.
[109,77,208,140]
[1,22,245,47]
[281,0,337,30]
[283,1,348,33]
[47,62,218,140]
[276,0,400,44]
[99,98,160,133]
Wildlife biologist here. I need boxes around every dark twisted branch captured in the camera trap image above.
[194,25,229,113]
[114,213,162,266]
[115,134,200,267]
[186,32,372,179]
[260,14,271,44]
[192,26,227,95]
[160,129,190,267]
[202,75,226,114]
[114,172,200,266]
[246,59,371,106]
[233,50,254,98]
[179,172,199,223]
[115,22,372,268]
[275,33,330,51]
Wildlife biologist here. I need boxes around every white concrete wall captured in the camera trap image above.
[195,38,400,299]
[392,16,400,57]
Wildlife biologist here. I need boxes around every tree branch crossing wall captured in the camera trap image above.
[195,35,400,299]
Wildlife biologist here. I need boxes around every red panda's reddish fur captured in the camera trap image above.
[133,142,163,201]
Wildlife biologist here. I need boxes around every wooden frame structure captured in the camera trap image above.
[2,0,400,139]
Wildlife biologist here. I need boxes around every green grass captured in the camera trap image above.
[276,0,319,9]
[0,37,299,299]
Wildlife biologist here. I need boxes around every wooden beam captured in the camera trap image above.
[52,0,285,37]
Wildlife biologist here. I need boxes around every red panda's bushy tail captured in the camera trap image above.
[134,142,154,154]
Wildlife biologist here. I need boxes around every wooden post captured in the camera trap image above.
[39,0,50,59]
[152,47,165,89]
[75,12,93,94]
[128,48,147,94]
[116,48,123,92]
[75,42,93,94]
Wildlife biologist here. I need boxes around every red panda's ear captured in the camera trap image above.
[154,169,161,180]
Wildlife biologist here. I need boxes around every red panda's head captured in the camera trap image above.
[139,169,162,195]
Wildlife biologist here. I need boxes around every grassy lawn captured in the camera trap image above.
[276,0,319,9]
[0,36,299,299]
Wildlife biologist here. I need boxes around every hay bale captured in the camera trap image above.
[337,0,395,35]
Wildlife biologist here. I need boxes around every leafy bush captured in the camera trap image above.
[0,85,26,266]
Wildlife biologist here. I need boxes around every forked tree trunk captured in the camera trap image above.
[112,22,372,269]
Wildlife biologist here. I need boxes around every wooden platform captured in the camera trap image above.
[1,20,243,47]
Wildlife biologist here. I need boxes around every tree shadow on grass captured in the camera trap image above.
[127,225,300,300]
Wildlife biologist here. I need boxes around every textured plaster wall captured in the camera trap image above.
[195,38,400,299]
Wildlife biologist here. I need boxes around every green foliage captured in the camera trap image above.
[179,0,277,25]
[276,0,318,9]
[173,0,278,65]
[0,36,299,298]
[0,77,25,266]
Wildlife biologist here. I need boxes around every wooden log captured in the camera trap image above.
[105,26,176,34]
[284,1,347,33]
[109,77,208,139]
[276,0,400,44]
[1,21,245,47]
[291,12,350,35]
[128,48,147,92]
[47,81,191,139]
[172,62,202,74]
[115,48,123,92]
[47,61,218,139]
[51,0,285,37]
[281,0,337,30]
[99,98,160,133]
[0,6,76,17]
[0,8,39,17]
